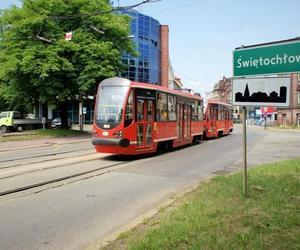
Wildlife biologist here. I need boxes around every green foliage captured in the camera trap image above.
[0,0,135,113]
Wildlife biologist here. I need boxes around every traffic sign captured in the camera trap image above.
[233,40,300,77]
[232,77,290,107]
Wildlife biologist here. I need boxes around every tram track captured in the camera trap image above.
[0,141,205,198]
[0,147,162,198]
[0,160,129,197]
[0,149,95,170]
[0,153,106,179]
[0,148,93,164]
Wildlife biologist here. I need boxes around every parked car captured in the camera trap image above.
[50,118,72,129]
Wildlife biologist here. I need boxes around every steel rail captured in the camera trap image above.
[0,161,129,197]
[0,148,93,164]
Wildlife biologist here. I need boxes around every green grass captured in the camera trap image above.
[105,159,300,250]
[0,129,89,142]
[275,125,300,130]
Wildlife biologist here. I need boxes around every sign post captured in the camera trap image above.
[233,77,290,197]
[233,38,299,197]
[242,106,247,197]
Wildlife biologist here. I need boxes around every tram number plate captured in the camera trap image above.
[103,124,110,129]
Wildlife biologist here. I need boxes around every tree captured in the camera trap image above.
[0,0,136,128]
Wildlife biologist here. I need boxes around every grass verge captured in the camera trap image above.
[275,125,300,130]
[0,129,89,142]
[104,159,300,250]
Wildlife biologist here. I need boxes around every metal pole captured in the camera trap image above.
[242,106,248,197]
[79,101,83,132]
[264,116,267,129]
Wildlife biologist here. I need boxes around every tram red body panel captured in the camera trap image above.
[92,77,204,155]
[204,101,233,138]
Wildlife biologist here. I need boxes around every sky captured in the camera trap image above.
[1,0,300,96]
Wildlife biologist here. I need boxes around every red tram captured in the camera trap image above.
[92,77,204,155]
[204,100,233,138]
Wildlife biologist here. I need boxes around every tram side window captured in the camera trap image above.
[168,95,177,121]
[156,92,168,121]
[198,101,204,120]
[218,105,223,120]
[222,107,225,120]
[210,105,217,120]
[192,101,198,121]
[124,90,133,127]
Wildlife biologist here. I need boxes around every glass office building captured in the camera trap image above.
[121,10,161,84]
[48,10,162,124]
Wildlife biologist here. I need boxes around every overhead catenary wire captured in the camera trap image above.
[24,0,161,21]
[148,0,211,15]
[6,0,160,43]
[173,69,212,88]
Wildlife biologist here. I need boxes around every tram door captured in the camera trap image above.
[224,108,229,132]
[177,103,191,141]
[177,103,183,141]
[210,105,218,135]
[184,105,191,140]
[136,99,154,149]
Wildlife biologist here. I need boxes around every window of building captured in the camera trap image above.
[298,91,300,104]
[156,92,168,121]
[282,113,287,126]
[168,95,176,121]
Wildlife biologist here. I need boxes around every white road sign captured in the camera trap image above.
[232,77,290,107]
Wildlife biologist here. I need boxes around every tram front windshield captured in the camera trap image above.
[95,86,129,126]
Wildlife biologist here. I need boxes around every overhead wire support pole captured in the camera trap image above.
[242,106,248,197]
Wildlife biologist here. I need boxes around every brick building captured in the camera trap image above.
[277,74,300,126]
[206,76,233,104]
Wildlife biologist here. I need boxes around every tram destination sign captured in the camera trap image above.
[232,77,290,107]
[233,40,300,77]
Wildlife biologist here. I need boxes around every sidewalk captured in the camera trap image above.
[0,133,92,152]
[246,124,300,133]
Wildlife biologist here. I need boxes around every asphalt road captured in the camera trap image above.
[0,125,299,250]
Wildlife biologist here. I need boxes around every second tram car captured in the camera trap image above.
[204,100,233,138]
[92,77,204,155]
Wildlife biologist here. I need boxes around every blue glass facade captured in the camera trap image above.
[121,10,161,84]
